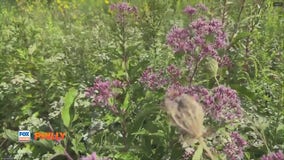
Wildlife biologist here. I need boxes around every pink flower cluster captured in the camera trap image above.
[261,150,284,160]
[85,77,125,112]
[167,4,229,66]
[140,65,182,90]
[139,67,168,90]
[183,3,208,16]
[110,2,138,25]
[166,84,242,122]
[81,152,110,160]
[208,85,242,121]
[223,132,247,160]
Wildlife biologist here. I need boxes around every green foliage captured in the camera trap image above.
[61,88,78,128]
[0,0,283,159]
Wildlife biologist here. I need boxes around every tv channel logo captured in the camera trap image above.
[18,130,31,142]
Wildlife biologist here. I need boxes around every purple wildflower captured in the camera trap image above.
[112,79,125,88]
[167,8,229,64]
[85,77,125,113]
[166,64,181,81]
[85,77,112,107]
[186,86,210,102]
[261,150,284,160]
[184,5,197,15]
[81,152,97,160]
[208,85,242,121]
[166,26,195,53]
[218,55,232,67]
[224,132,247,160]
[166,83,188,100]
[140,67,168,90]
[167,3,228,64]
[165,84,242,121]
[195,3,208,11]
[109,2,138,25]
[81,152,111,160]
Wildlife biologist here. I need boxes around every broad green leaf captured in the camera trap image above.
[277,124,284,133]
[121,92,130,110]
[53,145,65,154]
[206,57,218,78]
[32,139,54,149]
[192,144,203,160]
[4,129,18,142]
[61,88,78,128]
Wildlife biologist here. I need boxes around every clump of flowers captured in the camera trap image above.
[165,84,242,122]
[183,3,208,16]
[183,5,197,15]
[85,77,125,113]
[166,64,182,82]
[81,152,110,160]
[139,67,168,90]
[166,3,228,66]
[223,132,247,160]
[261,150,284,160]
[207,85,242,121]
[166,26,194,53]
[140,3,247,159]
[109,2,138,25]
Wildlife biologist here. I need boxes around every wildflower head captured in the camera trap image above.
[109,2,138,25]
[195,3,208,11]
[184,5,197,15]
[80,152,110,160]
[167,5,229,66]
[85,77,112,107]
[208,85,243,121]
[166,64,181,81]
[166,26,194,53]
[140,67,168,90]
[81,152,97,160]
[261,150,284,160]
[223,132,247,160]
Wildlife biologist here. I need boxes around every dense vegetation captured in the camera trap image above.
[0,0,283,159]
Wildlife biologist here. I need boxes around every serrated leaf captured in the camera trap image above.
[192,144,203,160]
[61,88,78,128]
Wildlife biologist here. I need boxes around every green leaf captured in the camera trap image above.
[121,92,130,110]
[71,134,86,155]
[32,139,54,149]
[61,88,78,128]
[4,129,18,142]
[277,124,284,133]
[53,145,65,154]
[192,144,203,160]
[205,57,219,78]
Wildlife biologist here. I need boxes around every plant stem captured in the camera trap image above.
[198,137,215,160]
[64,149,74,160]
[189,60,199,86]
[214,76,220,86]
